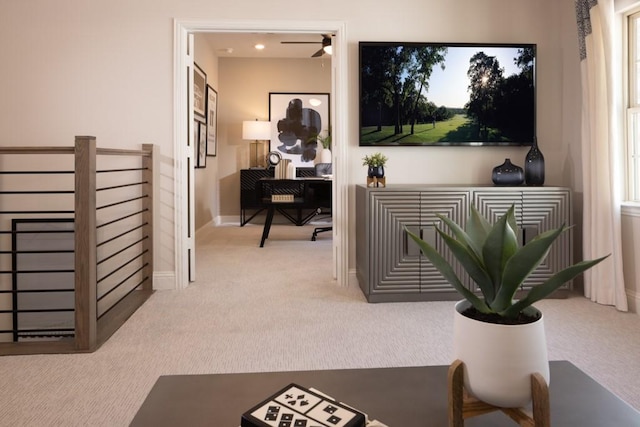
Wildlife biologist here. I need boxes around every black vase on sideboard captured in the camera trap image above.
[524,138,545,186]
[492,158,524,186]
[367,165,385,178]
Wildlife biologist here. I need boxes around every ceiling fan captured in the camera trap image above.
[281,34,332,57]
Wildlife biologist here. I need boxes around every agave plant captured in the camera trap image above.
[405,204,608,319]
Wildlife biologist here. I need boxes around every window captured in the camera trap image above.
[627,11,640,201]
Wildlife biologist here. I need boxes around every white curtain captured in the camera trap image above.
[576,0,628,310]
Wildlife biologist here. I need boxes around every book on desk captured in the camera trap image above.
[270,194,295,203]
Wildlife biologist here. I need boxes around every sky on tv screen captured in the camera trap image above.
[424,46,523,109]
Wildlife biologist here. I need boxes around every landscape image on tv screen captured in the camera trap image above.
[359,42,536,146]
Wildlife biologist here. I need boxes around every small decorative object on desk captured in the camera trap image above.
[241,383,366,427]
[267,151,282,168]
[275,159,291,179]
[491,158,524,186]
[525,137,545,186]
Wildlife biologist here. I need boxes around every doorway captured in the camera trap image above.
[174,20,349,289]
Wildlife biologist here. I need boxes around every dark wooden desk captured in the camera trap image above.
[130,361,639,426]
[256,177,331,247]
[240,168,317,226]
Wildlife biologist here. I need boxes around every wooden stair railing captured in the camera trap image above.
[0,136,154,355]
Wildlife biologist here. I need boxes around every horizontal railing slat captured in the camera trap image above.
[0,147,75,154]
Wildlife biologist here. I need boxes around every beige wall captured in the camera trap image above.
[3,0,635,308]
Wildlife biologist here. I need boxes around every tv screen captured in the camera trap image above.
[359,42,536,146]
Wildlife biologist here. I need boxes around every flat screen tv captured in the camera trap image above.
[359,41,536,146]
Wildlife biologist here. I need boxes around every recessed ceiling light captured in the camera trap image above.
[254,44,265,50]
[309,98,322,107]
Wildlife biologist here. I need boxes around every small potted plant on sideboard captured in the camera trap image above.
[362,152,388,178]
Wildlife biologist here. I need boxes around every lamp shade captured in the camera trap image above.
[242,120,271,140]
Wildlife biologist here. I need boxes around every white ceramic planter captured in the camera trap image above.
[319,148,332,164]
[453,300,550,408]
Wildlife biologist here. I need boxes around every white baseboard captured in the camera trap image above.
[153,271,176,290]
[217,215,240,225]
[195,218,241,232]
[348,268,359,288]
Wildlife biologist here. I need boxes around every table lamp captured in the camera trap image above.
[242,120,271,168]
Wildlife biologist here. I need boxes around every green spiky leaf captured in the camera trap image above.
[464,205,492,258]
[482,206,519,291]
[502,255,610,318]
[492,225,566,312]
[436,229,496,304]
[405,228,490,313]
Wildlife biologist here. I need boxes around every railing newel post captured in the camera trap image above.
[74,136,97,351]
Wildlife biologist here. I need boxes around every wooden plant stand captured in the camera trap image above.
[448,359,550,427]
[366,176,386,187]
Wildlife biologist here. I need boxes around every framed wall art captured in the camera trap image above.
[193,63,206,118]
[206,84,218,156]
[269,92,330,168]
[195,117,207,168]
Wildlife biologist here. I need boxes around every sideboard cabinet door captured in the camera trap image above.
[356,186,469,302]
[472,188,572,292]
[521,190,572,289]
[419,191,470,297]
[361,190,422,299]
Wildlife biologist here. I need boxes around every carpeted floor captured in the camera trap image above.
[0,223,638,426]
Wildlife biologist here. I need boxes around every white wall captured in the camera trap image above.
[0,0,592,292]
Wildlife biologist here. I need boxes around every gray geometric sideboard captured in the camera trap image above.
[355,185,573,303]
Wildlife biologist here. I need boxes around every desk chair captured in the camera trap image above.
[311,163,332,241]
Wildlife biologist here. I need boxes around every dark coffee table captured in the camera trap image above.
[130,361,639,426]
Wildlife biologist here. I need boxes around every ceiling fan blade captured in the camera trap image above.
[279,35,332,57]
[281,41,321,44]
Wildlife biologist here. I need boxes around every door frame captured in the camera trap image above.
[173,19,349,289]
